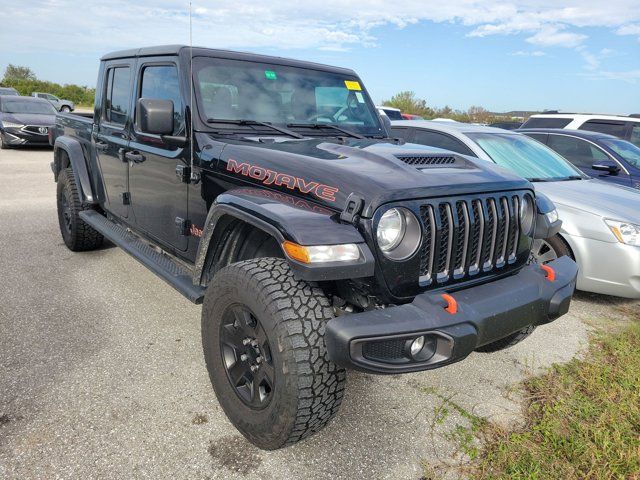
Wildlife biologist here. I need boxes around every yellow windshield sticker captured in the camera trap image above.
[344,80,362,91]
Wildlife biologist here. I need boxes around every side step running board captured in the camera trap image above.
[79,210,205,304]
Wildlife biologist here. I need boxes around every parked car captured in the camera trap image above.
[391,120,640,299]
[31,92,75,112]
[489,121,522,130]
[0,86,19,96]
[402,113,424,120]
[0,95,56,148]
[50,45,576,450]
[377,105,403,120]
[521,113,640,148]
[520,128,640,189]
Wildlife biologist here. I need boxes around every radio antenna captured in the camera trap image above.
[189,1,197,182]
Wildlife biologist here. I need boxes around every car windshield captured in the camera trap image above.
[600,138,640,168]
[467,132,585,181]
[194,57,383,137]
[1,99,56,115]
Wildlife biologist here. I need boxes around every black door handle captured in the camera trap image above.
[95,141,108,152]
[125,151,145,163]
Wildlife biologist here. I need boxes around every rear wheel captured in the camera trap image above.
[202,258,346,449]
[56,168,104,251]
[61,105,71,112]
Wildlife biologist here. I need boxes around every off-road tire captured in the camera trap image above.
[201,257,346,449]
[476,325,536,353]
[56,168,104,251]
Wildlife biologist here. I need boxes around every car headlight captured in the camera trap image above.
[519,194,535,234]
[376,207,421,260]
[605,220,640,246]
[545,208,559,224]
[2,121,24,128]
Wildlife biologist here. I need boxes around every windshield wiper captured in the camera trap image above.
[559,175,584,181]
[527,177,552,182]
[206,118,304,139]
[287,122,365,139]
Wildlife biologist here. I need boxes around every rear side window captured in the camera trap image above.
[104,67,131,125]
[629,125,640,148]
[381,108,403,120]
[139,65,184,135]
[412,130,475,156]
[546,134,608,168]
[521,117,572,128]
[579,120,627,138]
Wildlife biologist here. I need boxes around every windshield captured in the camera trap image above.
[600,138,640,168]
[468,132,585,181]
[194,57,383,137]
[1,99,56,115]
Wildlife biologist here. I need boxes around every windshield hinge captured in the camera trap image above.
[340,193,364,225]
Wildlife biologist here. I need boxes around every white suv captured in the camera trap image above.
[521,113,640,148]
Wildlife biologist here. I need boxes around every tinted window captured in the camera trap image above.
[0,99,56,114]
[521,117,572,128]
[104,67,131,125]
[467,132,583,180]
[629,125,640,148]
[579,120,627,138]
[390,127,411,141]
[523,132,547,143]
[412,130,474,155]
[546,135,609,168]
[600,138,640,168]
[194,57,382,137]
[139,65,184,135]
[381,108,403,120]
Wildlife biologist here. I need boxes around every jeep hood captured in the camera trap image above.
[203,135,532,217]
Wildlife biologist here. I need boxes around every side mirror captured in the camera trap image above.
[592,160,620,175]
[136,98,174,135]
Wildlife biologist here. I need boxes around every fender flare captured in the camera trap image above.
[54,136,97,204]
[193,189,375,285]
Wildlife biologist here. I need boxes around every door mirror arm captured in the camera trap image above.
[161,135,188,148]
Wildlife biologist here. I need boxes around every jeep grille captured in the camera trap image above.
[418,194,523,286]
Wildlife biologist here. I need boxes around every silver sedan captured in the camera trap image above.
[391,120,640,298]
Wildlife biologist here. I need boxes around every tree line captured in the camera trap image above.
[381,91,503,124]
[1,65,95,106]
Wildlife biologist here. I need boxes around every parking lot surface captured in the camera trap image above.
[1,148,638,479]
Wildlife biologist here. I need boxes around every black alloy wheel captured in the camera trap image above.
[220,304,275,409]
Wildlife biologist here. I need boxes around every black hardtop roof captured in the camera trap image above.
[518,127,620,141]
[101,45,356,76]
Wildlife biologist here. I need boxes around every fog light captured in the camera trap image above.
[410,336,425,357]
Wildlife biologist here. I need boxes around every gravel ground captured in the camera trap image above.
[1,148,638,479]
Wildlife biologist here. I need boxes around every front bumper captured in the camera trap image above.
[325,256,578,374]
[565,233,640,299]
[1,128,51,146]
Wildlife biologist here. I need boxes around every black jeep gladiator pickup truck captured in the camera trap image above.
[51,45,577,450]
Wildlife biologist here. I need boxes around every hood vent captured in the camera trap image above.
[395,155,457,166]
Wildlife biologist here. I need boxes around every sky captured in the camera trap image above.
[0,1,639,113]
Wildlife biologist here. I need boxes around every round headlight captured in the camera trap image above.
[376,208,422,260]
[520,195,535,235]
[377,208,406,252]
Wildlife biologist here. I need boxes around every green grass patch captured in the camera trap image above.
[473,321,640,479]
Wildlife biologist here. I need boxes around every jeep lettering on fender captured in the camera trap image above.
[226,158,339,202]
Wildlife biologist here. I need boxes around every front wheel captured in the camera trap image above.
[201,258,346,450]
[60,105,71,112]
[531,235,571,264]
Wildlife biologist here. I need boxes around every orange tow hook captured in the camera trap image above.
[540,264,556,282]
[441,293,458,315]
